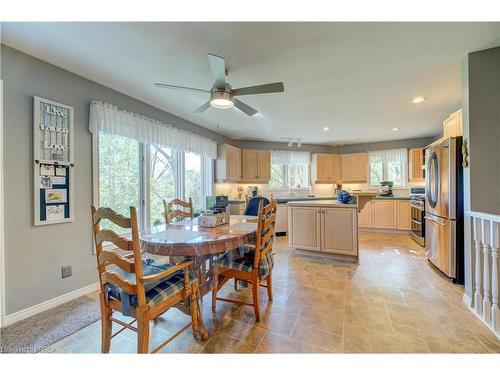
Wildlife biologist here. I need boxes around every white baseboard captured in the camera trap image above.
[463,293,472,307]
[4,282,100,327]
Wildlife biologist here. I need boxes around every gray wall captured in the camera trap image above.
[461,46,500,301]
[337,137,435,154]
[467,46,500,215]
[0,45,232,315]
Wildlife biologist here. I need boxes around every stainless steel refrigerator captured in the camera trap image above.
[425,136,464,283]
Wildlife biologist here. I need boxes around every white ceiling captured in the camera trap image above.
[2,22,499,144]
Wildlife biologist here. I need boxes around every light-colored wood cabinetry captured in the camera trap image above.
[409,148,424,182]
[371,200,398,229]
[321,208,357,256]
[443,109,463,138]
[275,203,288,233]
[358,200,373,228]
[358,199,411,231]
[216,144,242,182]
[397,200,411,230]
[241,149,271,182]
[340,153,367,182]
[288,202,358,259]
[289,206,321,251]
[311,153,340,183]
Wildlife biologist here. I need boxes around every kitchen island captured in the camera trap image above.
[287,200,359,262]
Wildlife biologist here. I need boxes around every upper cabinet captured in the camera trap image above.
[340,153,367,183]
[241,149,271,182]
[216,144,242,182]
[409,148,424,182]
[443,109,463,138]
[311,153,340,183]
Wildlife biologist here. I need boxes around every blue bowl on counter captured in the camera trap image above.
[337,190,354,204]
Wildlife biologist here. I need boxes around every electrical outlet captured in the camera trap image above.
[61,266,72,279]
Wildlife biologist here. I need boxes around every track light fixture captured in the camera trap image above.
[281,137,302,148]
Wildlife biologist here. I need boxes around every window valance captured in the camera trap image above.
[271,150,310,165]
[89,101,217,159]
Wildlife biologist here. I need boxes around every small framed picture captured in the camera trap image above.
[51,176,66,185]
[46,205,65,221]
[55,166,66,176]
[45,189,67,203]
[40,175,53,189]
[40,164,54,176]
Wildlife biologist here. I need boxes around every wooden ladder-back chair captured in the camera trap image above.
[211,200,277,321]
[91,205,207,353]
[163,198,193,224]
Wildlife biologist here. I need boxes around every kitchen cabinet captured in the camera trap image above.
[340,153,367,182]
[397,200,411,230]
[358,199,411,231]
[241,149,271,182]
[275,203,288,234]
[321,208,357,256]
[311,153,340,183]
[288,206,321,251]
[358,200,373,228]
[216,144,242,182]
[409,148,424,182]
[443,109,463,138]
[371,200,397,229]
[288,201,358,259]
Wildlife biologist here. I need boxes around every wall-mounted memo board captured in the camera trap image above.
[33,96,75,226]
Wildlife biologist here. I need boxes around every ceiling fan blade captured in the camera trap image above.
[155,83,209,93]
[207,53,226,88]
[234,98,258,116]
[193,101,211,113]
[232,82,284,96]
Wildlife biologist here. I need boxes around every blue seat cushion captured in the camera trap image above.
[214,245,274,279]
[243,196,270,216]
[105,257,196,315]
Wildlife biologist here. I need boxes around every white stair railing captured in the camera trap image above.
[466,210,500,339]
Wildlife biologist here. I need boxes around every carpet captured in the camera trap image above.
[1,295,100,353]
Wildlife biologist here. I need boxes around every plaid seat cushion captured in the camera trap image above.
[214,245,274,279]
[106,257,196,315]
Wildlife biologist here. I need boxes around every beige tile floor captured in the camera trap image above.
[43,232,500,353]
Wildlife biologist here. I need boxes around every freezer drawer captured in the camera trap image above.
[425,213,456,278]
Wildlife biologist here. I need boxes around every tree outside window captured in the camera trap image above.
[150,145,177,227]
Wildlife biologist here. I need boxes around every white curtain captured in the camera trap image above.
[271,150,310,165]
[368,148,407,186]
[89,101,217,159]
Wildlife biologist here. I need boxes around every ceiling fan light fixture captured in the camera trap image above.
[210,91,234,109]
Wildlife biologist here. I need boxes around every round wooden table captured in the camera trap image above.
[140,215,258,296]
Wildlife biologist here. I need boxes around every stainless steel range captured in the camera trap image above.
[409,187,425,247]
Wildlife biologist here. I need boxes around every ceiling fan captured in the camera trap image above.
[155,53,284,116]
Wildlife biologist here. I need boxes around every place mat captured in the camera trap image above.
[0,295,100,353]
[228,222,257,232]
[151,229,207,243]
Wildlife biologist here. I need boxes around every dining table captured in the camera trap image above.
[140,214,258,299]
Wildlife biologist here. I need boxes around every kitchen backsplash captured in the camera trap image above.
[215,180,425,200]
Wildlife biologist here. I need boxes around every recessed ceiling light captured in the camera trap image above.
[323,127,330,131]
[412,96,425,104]
[392,127,400,131]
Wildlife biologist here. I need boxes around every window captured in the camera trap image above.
[98,133,140,234]
[368,148,407,187]
[95,133,213,230]
[150,145,177,227]
[269,151,310,189]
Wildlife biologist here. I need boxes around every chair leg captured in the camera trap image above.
[190,287,198,338]
[251,279,261,322]
[266,274,273,302]
[137,310,150,354]
[234,278,238,291]
[99,293,112,353]
[196,299,209,341]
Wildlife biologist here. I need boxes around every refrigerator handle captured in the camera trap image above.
[425,215,446,226]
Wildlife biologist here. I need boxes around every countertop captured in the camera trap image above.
[228,195,410,205]
[287,199,358,208]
